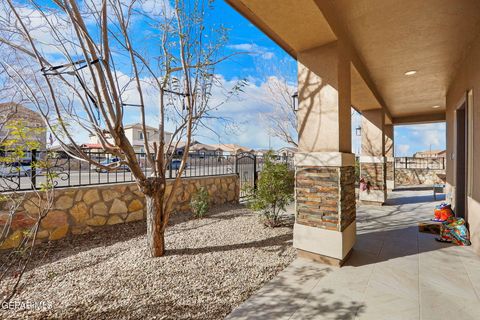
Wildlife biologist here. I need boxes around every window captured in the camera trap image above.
[139,131,143,140]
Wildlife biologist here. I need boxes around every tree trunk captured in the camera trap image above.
[144,180,165,257]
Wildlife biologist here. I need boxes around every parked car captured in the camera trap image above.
[0,162,33,177]
[95,158,130,173]
[167,159,187,170]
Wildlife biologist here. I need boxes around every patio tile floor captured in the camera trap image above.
[226,189,480,320]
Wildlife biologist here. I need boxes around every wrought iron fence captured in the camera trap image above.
[0,150,294,193]
[394,157,445,170]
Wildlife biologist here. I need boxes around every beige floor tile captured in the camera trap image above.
[226,190,480,320]
[420,287,480,320]
[355,293,420,320]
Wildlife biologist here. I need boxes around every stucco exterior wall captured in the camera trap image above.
[0,175,239,250]
[446,32,480,254]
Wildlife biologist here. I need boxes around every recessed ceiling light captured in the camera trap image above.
[404,70,417,76]
[432,105,441,109]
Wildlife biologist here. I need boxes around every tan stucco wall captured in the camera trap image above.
[297,41,351,153]
[361,110,385,156]
[446,32,480,253]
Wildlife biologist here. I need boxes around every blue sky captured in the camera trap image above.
[201,1,446,156]
[6,0,446,156]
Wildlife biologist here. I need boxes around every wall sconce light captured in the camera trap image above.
[292,91,298,112]
[356,126,362,136]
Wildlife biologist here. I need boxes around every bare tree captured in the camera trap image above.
[259,76,297,147]
[0,0,242,257]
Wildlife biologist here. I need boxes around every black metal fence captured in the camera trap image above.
[394,157,445,170]
[0,150,294,193]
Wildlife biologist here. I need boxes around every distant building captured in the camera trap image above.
[89,123,172,155]
[210,143,254,156]
[255,149,272,156]
[189,142,222,157]
[277,147,297,159]
[0,103,46,150]
[413,149,446,158]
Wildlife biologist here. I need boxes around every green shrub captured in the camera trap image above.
[190,187,210,218]
[245,152,294,227]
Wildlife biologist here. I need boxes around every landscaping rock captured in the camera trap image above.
[0,230,22,249]
[41,211,68,230]
[86,215,107,227]
[83,189,100,205]
[102,190,121,202]
[128,199,144,212]
[49,225,69,240]
[125,210,143,222]
[55,196,74,210]
[92,202,108,216]
[110,199,128,214]
[0,205,295,319]
[107,215,123,225]
[70,202,89,224]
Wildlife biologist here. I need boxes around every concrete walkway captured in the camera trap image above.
[226,189,480,320]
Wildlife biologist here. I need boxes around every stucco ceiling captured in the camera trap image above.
[227,0,480,122]
[236,0,336,53]
[332,0,480,118]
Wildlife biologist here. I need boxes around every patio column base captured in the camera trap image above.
[293,221,356,266]
[294,152,356,267]
[359,156,387,205]
[297,248,353,267]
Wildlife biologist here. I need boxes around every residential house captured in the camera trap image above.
[254,149,272,157]
[89,123,172,155]
[189,142,222,158]
[0,103,46,153]
[413,149,446,158]
[276,146,297,159]
[210,143,254,156]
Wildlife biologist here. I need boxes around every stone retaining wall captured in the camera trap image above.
[0,175,239,250]
[395,169,445,186]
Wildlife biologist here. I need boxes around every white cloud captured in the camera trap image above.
[394,123,446,156]
[136,0,174,18]
[228,43,275,60]
[398,144,411,156]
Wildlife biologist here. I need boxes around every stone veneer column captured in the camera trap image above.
[359,110,387,205]
[384,124,395,192]
[293,41,356,266]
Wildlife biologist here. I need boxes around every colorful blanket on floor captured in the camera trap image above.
[439,217,471,246]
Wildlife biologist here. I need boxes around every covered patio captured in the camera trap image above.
[226,0,480,265]
[227,188,480,320]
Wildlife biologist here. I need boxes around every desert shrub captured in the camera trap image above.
[190,187,210,218]
[246,152,294,227]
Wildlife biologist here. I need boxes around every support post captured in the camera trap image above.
[294,41,356,267]
[359,110,387,205]
[385,124,395,192]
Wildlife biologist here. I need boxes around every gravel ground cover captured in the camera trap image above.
[0,204,295,320]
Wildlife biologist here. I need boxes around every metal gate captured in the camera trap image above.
[235,152,257,198]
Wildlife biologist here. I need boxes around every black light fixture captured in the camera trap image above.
[356,126,362,136]
[291,91,299,112]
